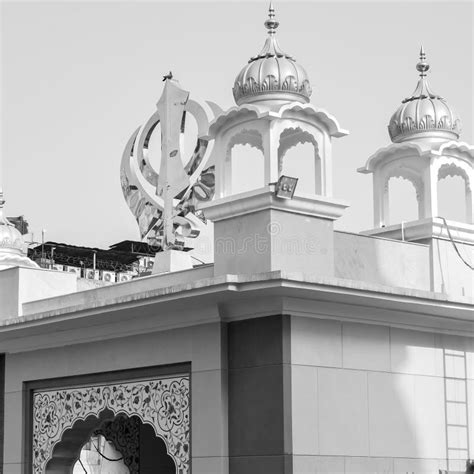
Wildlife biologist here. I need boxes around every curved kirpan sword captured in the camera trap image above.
[120,79,221,249]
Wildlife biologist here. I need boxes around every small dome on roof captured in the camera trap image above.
[0,193,23,254]
[233,4,312,106]
[0,191,38,270]
[388,47,462,143]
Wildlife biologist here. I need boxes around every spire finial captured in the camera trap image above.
[416,45,430,77]
[264,2,279,34]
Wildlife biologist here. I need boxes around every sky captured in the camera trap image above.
[1,0,473,248]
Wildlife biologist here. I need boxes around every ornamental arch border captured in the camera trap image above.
[223,126,265,195]
[277,125,322,194]
[24,363,191,474]
[436,160,472,192]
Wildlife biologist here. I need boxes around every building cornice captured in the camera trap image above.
[199,187,349,222]
[0,270,473,353]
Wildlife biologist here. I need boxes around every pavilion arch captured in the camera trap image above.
[32,375,190,474]
[385,174,422,226]
[436,161,473,224]
[225,128,265,194]
[278,126,322,195]
[226,128,264,154]
[208,101,347,199]
[375,164,424,227]
[361,141,474,228]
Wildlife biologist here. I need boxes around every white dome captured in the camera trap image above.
[388,48,461,143]
[232,5,312,106]
[0,192,38,269]
[0,216,24,256]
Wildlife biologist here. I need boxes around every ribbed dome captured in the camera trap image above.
[0,196,23,255]
[232,4,312,106]
[388,48,461,143]
[0,191,38,269]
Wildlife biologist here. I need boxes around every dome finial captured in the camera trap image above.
[416,45,430,77]
[264,2,279,34]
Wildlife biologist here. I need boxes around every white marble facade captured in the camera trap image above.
[291,316,474,473]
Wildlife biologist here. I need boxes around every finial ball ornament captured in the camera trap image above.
[416,61,430,76]
[264,3,279,32]
[416,45,430,76]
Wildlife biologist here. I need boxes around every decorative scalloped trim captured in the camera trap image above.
[360,140,474,174]
[389,115,462,142]
[437,140,474,158]
[210,102,348,139]
[233,76,311,104]
[278,126,319,173]
[384,171,424,201]
[438,162,472,192]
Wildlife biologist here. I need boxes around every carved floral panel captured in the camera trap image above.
[32,375,190,474]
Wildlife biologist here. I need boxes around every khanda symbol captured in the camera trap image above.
[120,78,221,249]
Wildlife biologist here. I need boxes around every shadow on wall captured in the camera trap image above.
[291,317,474,474]
[375,328,473,473]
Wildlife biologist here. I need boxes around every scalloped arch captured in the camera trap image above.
[278,126,320,175]
[437,162,472,192]
[47,411,175,474]
[226,128,264,155]
[278,126,319,155]
[46,410,126,474]
[385,169,423,202]
[384,173,423,224]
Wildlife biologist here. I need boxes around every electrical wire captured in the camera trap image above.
[92,440,124,462]
[439,217,474,270]
[78,458,88,474]
[191,255,206,265]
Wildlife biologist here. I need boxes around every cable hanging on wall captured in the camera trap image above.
[93,439,124,462]
[438,217,474,271]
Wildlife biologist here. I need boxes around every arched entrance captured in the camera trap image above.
[32,375,190,474]
[68,413,176,474]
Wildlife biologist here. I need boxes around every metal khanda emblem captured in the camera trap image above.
[120,78,220,249]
